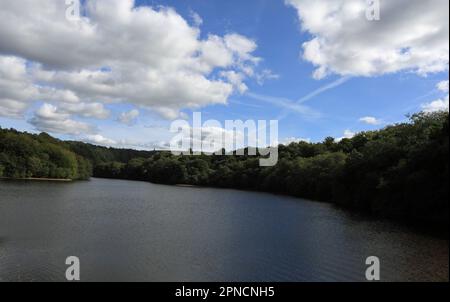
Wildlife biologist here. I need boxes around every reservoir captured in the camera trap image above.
[0,178,448,281]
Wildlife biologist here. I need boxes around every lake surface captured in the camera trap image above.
[0,178,448,282]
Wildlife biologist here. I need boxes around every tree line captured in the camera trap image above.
[1,112,448,228]
[0,128,154,180]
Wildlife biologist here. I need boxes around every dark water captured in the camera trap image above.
[0,178,448,282]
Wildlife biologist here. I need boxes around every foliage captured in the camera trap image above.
[0,128,91,180]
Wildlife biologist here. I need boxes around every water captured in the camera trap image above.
[0,178,448,282]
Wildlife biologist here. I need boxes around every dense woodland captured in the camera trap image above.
[0,129,153,180]
[0,130,92,180]
[1,111,448,228]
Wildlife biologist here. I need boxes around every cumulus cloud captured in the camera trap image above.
[0,56,37,118]
[29,103,95,135]
[421,98,449,112]
[286,0,449,79]
[421,80,449,113]
[58,102,110,119]
[118,109,140,126]
[437,80,449,93]
[0,0,269,131]
[343,129,356,138]
[220,71,248,94]
[359,116,382,125]
[0,56,87,118]
[336,129,356,142]
[84,134,118,146]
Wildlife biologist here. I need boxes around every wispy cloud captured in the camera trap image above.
[228,99,264,109]
[246,76,350,122]
[297,76,351,104]
[246,92,321,119]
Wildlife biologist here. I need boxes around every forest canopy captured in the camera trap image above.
[0,129,91,180]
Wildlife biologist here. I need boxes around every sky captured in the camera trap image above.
[0,0,448,149]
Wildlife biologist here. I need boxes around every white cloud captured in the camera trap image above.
[224,34,259,62]
[421,79,450,113]
[0,56,37,118]
[0,99,29,119]
[437,80,449,93]
[343,130,356,139]
[220,71,248,94]
[286,0,449,79]
[359,116,382,125]
[421,97,449,112]
[58,102,110,119]
[0,55,106,121]
[256,69,280,85]
[0,0,267,125]
[199,35,235,70]
[152,107,183,121]
[84,134,118,146]
[190,10,203,27]
[38,88,81,104]
[118,109,140,126]
[336,129,356,142]
[29,103,95,135]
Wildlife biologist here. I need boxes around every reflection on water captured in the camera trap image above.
[0,178,448,282]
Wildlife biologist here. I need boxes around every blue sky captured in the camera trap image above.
[0,0,448,147]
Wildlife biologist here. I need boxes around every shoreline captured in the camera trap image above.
[175,184,198,188]
[0,177,72,182]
